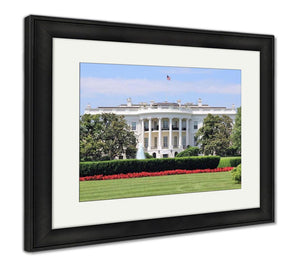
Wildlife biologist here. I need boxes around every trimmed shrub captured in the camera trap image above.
[144,152,154,159]
[218,157,241,168]
[230,157,241,167]
[176,147,200,157]
[231,164,241,183]
[80,156,220,177]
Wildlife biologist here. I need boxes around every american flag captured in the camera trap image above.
[167,75,171,80]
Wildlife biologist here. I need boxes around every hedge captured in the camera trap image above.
[218,157,241,168]
[80,156,220,177]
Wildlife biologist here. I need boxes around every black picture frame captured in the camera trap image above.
[24,15,274,252]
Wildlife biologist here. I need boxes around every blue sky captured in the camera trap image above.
[80,63,241,115]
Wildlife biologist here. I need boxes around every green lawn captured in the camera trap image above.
[80,171,241,202]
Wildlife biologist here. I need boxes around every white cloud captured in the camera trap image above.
[80,77,241,97]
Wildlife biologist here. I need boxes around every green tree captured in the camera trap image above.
[80,113,137,161]
[196,114,233,156]
[125,145,138,159]
[231,107,241,153]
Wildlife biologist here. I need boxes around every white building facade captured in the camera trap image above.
[85,98,237,158]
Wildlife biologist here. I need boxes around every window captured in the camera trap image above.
[144,138,148,148]
[154,137,157,147]
[173,136,178,147]
[131,122,136,130]
[163,120,168,129]
[144,122,149,130]
[163,136,168,148]
[194,121,198,129]
[182,120,186,130]
[173,120,178,129]
[182,135,186,147]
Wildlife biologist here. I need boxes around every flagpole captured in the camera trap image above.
[166,75,171,103]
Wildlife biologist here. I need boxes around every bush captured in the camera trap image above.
[144,152,154,159]
[80,156,220,177]
[218,157,241,168]
[231,164,241,183]
[99,156,110,161]
[176,147,200,157]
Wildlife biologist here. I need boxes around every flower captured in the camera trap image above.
[79,167,235,181]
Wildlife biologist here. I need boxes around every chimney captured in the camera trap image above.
[198,98,202,106]
[177,99,181,107]
[232,104,235,110]
[127,97,132,107]
[150,100,154,107]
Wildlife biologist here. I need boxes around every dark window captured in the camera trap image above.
[132,122,136,130]
[163,136,168,148]
[194,121,198,129]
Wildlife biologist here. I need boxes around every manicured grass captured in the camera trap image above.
[80,171,241,202]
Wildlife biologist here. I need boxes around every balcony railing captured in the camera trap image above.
[147,145,184,149]
[144,126,186,131]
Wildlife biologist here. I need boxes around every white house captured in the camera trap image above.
[85,98,237,158]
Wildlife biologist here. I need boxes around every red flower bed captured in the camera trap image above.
[80,167,234,181]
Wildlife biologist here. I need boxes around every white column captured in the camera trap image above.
[158,117,162,150]
[179,118,182,148]
[186,119,189,146]
[169,117,173,149]
[140,119,144,147]
[148,118,152,151]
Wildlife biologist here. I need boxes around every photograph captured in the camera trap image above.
[23,14,274,252]
[79,63,242,201]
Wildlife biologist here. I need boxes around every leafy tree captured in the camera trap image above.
[196,114,233,156]
[231,107,241,154]
[80,113,137,161]
[126,146,138,159]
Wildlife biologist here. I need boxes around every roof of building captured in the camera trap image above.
[153,102,179,106]
[87,99,233,110]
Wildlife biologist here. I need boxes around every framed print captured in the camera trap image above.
[24,15,274,251]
